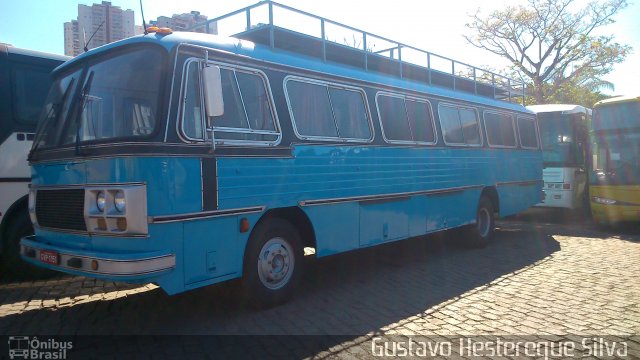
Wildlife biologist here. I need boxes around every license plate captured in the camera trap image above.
[39,250,59,265]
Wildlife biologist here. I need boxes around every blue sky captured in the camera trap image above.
[1,0,638,96]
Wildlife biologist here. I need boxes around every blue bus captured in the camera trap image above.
[20,1,542,306]
[0,44,69,278]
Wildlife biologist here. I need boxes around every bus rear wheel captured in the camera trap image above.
[242,219,303,308]
[460,196,495,248]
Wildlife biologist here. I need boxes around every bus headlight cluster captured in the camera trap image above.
[28,189,37,225]
[114,191,126,212]
[592,196,617,205]
[85,185,147,235]
[96,191,107,212]
[94,190,126,213]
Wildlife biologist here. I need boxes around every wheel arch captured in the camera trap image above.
[481,186,500,215]
[251,206,317,250]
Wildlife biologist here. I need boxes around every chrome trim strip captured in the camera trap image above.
[149,205,265,223]
[31,182,146,189]
[176,58,205,143]
[164,43,181,142]
[496,179,542,186]
[21,245,175,277]
[299,185,484,207]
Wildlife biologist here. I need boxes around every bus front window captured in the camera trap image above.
[32,46,166,155]
[538,114,581,167]
[31,69,82,151]
[593,132,640,185]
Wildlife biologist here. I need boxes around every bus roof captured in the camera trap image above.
[594,95,640,107]
[59,31,532,114]
[0,44,70,62]
[527,104,592,116]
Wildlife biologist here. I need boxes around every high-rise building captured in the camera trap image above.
[64,1,135,56]
[151,11,217,34]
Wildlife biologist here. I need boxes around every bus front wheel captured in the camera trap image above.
[242,218,303,308]
[461,196,495,248]
[1,209,55,280]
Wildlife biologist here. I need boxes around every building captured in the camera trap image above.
[151,11,217,34]
[64,1,135,56]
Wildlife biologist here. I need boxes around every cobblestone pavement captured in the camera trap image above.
[1,212,639,358]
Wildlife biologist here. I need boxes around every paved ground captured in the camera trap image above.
[1,211,639,358]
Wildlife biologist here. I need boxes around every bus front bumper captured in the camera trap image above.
[590,202,640,224]
[20,236,176,281]
[535,189,577,209]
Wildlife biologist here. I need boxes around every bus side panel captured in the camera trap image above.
[359,199,409,247]
[85,157,204,217]
[303,203,359,257]
[183,217,240,285]
[496,150,543,216]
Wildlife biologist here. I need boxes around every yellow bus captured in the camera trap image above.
[590,95,640,225]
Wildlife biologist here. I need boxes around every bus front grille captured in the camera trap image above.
[36,189,87,232]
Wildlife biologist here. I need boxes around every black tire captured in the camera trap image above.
[460,196,495,248]
[241,218,303,308]
[1,209,56,281]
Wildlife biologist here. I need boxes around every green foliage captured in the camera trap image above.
[465,0,631,106]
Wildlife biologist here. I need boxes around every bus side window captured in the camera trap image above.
[459,108,481,145]
[406,99,435,144]
[215,68,249,130]
[12,65,52,126]
[236,71,275,132]
[182,61,204,140]
[484,112,516,147]
[287,81,337,138]
[439,105,464,144]
[517,117,539,149]
[328,87,370,140]
[208,67,280,144]
[378,94,412,141]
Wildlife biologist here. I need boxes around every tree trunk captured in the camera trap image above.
[532,77,545,104]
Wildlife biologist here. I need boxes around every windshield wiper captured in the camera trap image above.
[30,78,77,159]
[75,71,95,156]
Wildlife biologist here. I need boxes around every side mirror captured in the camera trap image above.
[202,65,224,122]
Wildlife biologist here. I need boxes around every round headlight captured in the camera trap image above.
[96,191,106,212]
[114,191,126,212]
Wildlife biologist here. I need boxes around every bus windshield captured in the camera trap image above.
[538,113,582,167]
[32,46,165,152]
[592,101,640,186]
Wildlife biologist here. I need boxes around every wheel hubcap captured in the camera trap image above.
[478,207,491,238]
[257,237,294,290]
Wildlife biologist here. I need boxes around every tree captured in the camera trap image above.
[464,0,631,105]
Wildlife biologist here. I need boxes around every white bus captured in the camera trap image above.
[0,44,68,278]
[528,104,591,211]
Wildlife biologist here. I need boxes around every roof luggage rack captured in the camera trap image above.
[190,1,526,103]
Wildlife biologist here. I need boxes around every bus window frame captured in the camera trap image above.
[178,57,282,147]
[375,91,438,146]
[437,102,483,147]
[482,110,518,149]
[516,116,540,150]
[283,75,375,144]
